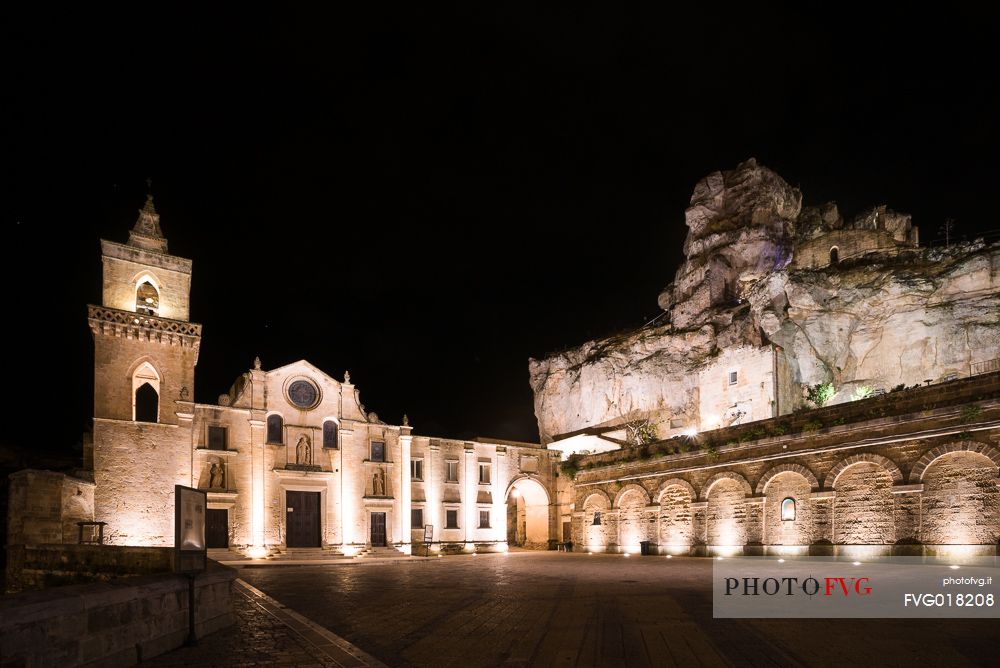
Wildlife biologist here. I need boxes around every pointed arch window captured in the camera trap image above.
[136,281,159,316]
[266,414,283,444]
[131,361,160,423]
[781,497,796,521]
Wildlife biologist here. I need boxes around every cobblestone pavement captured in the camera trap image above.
[238,552,1000,668]
[148,579,384,667]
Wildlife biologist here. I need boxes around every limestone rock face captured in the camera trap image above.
[753,242,1000,394]
[660,159,801,329]
[530,159,1000,444]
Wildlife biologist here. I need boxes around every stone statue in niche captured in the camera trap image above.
[210,462,225,489]
[372,468,386,496]
[295,435,312,465]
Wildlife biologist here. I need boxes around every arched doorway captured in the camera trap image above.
[506,477,550,549]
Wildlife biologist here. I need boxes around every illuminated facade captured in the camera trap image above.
[84,197,559,554]
[531,160,1000,558]
[568,368,1000,558]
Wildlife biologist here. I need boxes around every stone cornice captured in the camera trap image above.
[88,305,202,350]
[574,418,1000,488]
[101,239,192,273]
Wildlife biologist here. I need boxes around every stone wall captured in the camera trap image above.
[92,420,190,546]
[792,228,905,270]
[100,239,193,321]
[568,374,1000,557]
[5,544,173,593]
[7,470,95,547]
[90,330,198,425]
[0,565,235,666]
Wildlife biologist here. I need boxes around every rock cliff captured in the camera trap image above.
[530,159,1000,444]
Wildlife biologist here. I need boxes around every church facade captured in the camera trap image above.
[83,197,560,555]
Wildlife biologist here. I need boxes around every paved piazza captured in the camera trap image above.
[237,552,1000,667]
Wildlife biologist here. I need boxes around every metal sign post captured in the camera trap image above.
[423,525,433,557]
[175,485,207,646]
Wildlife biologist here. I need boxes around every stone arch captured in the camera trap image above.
[825,453,904,489]
[613,483,651,508]
[657,479,695,551]
[131,270,162,293]
[701,471,752,500]
[705,473,750,548]
[580,489,613,552]
[833,459,897,545]
[129,358,161,423]
[125,355,163,382]
[756,463,819,495]
[581,489,611,510]
[614,484,652,552]
[655,478,696,504]
[921,449,1000,545]
[910,442,1000,483]
[507,476,551,549]
[506,475,552,506]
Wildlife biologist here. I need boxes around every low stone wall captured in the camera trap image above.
[0,563,235,667]
[6,544,173,593]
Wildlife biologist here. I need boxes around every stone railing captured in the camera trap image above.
[87,305,202,337]
[87,305,201,346]
[972,358,1000,376]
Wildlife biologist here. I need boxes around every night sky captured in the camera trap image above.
[4,7,999,462]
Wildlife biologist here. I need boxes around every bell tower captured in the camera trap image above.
[88,192,201,425]
[87,190,202,545]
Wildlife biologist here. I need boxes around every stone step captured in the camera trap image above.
[354,546,409,559]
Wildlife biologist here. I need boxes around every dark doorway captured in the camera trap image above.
[206,508,229,548]
[135,382,158,423]
[286,491,321,547]
[370,512,387,547]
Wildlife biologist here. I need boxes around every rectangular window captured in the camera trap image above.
[207,426,227,450]
[446,460,459,483]
[478,462,491,485]
[446,509,459,529]
[410,458,423,481]
[370,441,385,462]
[728,370,738,385]
[323,421,338,449]
[479,510,490,528]
[411,508,423,528]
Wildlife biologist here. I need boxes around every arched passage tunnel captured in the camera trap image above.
[506,477,551,549]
